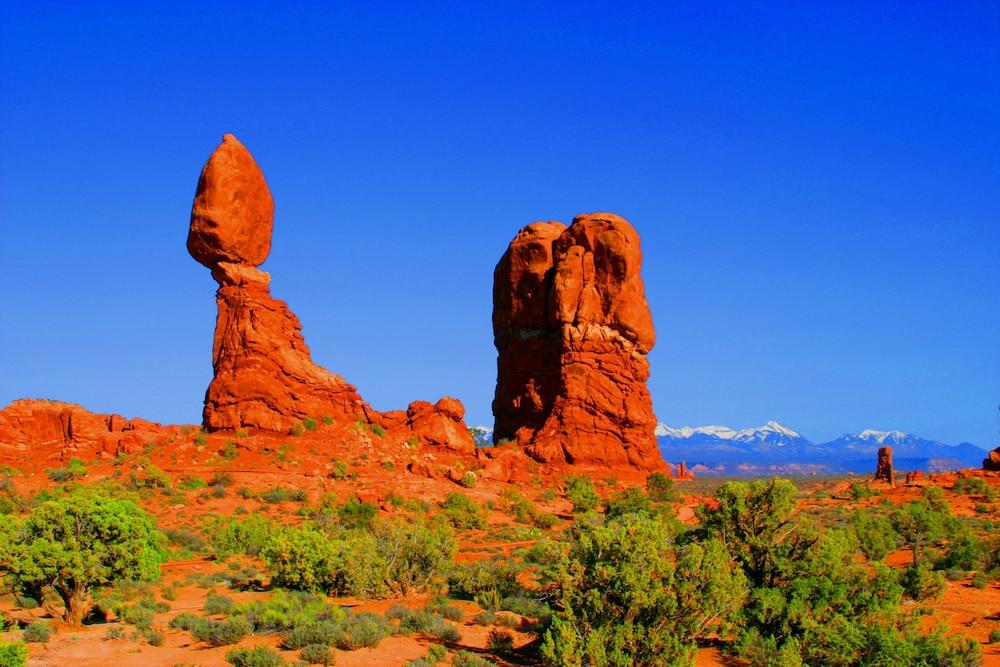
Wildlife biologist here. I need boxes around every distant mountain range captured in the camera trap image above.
[657,421,989,476]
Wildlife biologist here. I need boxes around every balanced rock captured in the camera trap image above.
[874,446,894,485]
[0,399,169,463]
[492,213,664,470]
[190,135,365,431]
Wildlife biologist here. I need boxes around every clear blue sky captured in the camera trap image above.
[1,1,997,447]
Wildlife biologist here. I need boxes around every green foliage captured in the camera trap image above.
[851,510,898,561]
[221,441,239,461]
[45,458,87,482]
[991,629,1000,644]
[0,487,167,625]
[890,496,952,566]
[259,486,307,504]
[849,481,876,500]
[337,612,391,649]
[935,528,986,572]
[459,471,477,488]
[899,563,946,601]
[953,477,996,501]
[262,525,345,593]
[303,417,318,431]
[338,497,378,530]
[646,472,677,502]
[330,459,352,480]
[204,593,235,615]
[448,556,523,600]
[564,475,600,513]
[191,616,252,646]
[488,628,515,655]
[0,640,27,667]
[22,622,50,643]
[603,487,655,519]
[178,475,206,490]
[406,643,447,667]
[208,513,278,557]
[498,489,536,523]
[371,424,385,438]
[452,651,497,667]
[373,517,456,596]
[440,492,486,529]
[225,646,285,667]
[300,643,333,665]
[540,514,747,667]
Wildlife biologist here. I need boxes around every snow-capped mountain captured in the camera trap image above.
[656,422,988,475]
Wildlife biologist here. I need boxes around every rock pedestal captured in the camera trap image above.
[492,213,664,470]
[874,446,895,485]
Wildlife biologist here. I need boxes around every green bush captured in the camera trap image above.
[488,628,514,655]
[900,563,946,601]
[191,616,252,646]
[169,612,207,632]
[300,643,333,665]
[338,497,378,530]
[204,593,235,615]
[262,526,344,593]
[851,510,898,561]
[646,472,677,502]
[459,471,477,488]
[0,640,27,667]
[990,629,1000,644]
[22,622,50,643]
[406,643,446,667]
[0,487,167,625]
[46,458,87,482]
[452,650,497,667]
[970,571,988,589]
[209,513,278,557]
[440,493,486,529]
[260,486,307,504]
[374,517,456,596]
[564,475,600,513]
[225,646,284,667]
[535,513,561,530]
[540,514,746,666]
[498,489,536,523]
[336,612,391,650]
[603,487,655,519]
[953,477,996,501]
[448,557,522,599]
[283,621,344,649]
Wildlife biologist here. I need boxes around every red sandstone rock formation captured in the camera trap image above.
[189,134,475,453]
[874,446,895,485]
[189,134,366,432]
[493,213,664,470]
[905,470,925,485]
[0,399,171,463]
[984,447,1000,471]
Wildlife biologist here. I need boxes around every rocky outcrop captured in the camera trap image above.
[189,134,366,432]
[984,447,1000,471]
[874,446,894,485]
[493,213,664,470]
[0,399,171,463]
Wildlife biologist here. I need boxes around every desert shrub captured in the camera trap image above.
[338,497,378,530]
[330,459,351,480]
[373,517,456,596]
[406,643,447,667]
[209,513,278,557]
[204,593,235,615]
[282,620,343,649]
[501,595,549,618]
[890,497,953,566]
[300,643,333,665]
[179,475,206,490]
[0,487,167,625]
[646,472,678,502]
[143,626,165,646]
[534,513,561,529]
[699,478,977,666]
[851,510,898,561]
[448,557,523,599]
[488,628,515,655]
[127,464,171,490]
[104,625,126,639]
[191,615,251,646]
[991,629,1000,643]
[261,526,344,593]
[564,475,600,513]
[21,622,50,643]
[953,477,996,501]
[440,492,486,529]
[221,441,239,461]
[0,640,27,667]
[457,471,477,488]
[336,612,391,650]
[970,571,988,589]
[498,489,536,523]
[473,609,496,625]
[169,612,207,632]
[225,646,284,667]
[935,529,986,572]
[540,513,747,666]
[164,527,207,553]
[603,487,655,519]
[209,471,235,487]
[425,598,463,621]
[46,458,87,482]
[900,563,946,601]
[452,650,497,667]
[849,481,876,500]
[260,486,307,504]
[238,590,345,634]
